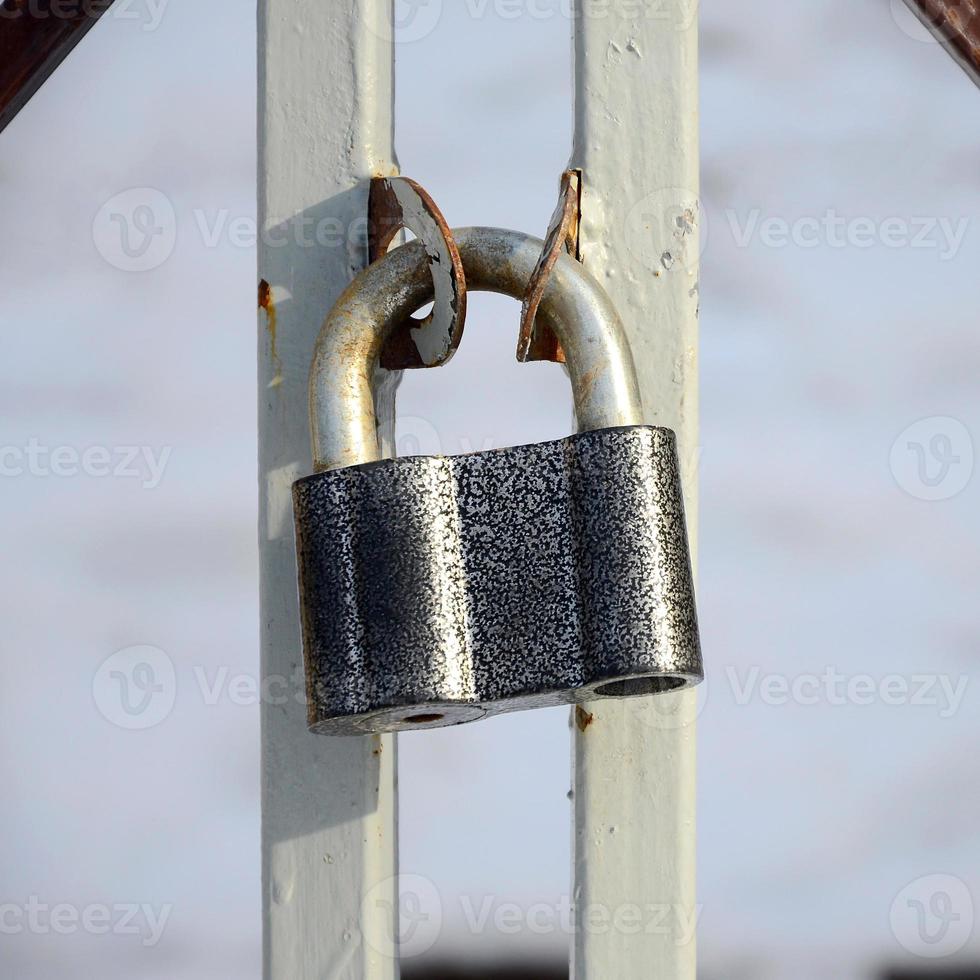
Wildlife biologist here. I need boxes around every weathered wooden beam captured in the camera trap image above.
[903,0,980,86]
[0,0,114,134]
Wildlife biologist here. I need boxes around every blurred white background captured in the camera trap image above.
[1,1,978,977]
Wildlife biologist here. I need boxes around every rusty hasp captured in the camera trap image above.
[518,169,582,364]
[368,176,467,369]
[904,0,980,87]
[0,0,115,135]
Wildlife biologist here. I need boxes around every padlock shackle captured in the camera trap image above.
[310,226,643,472]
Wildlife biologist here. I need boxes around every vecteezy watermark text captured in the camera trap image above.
[97,188,972,274]
[0,897,171,948]
[95,645,973,732]
[458,0,697,27]
[0,440,172,489]
[458,895,700,943]
[0,0,168,31]
[93,646,311,730]
[361,873,701,960]
[727,666,969,718]
[369,0,698,44]
[726,209,970,261]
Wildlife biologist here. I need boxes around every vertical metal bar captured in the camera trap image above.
[258,3,399,978]
[570,2,700,977]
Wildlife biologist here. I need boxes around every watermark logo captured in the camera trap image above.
[93,188,177,273]
[625,188,705,276]
[361,874,443,960]
[93,646,176,730]
[890,417,974,501]
[377,415,497,459]
[631,675,708,732]
[379,415,445,458]
[364,0,444,43]
[891,874,975,958]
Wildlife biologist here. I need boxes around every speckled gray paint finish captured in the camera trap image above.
[292,425,702,735]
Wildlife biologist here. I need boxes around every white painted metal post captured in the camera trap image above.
[571,2,700,977]
[258,4,399,978]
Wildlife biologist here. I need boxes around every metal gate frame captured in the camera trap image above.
[258,2,699,977]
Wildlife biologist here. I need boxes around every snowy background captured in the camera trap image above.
[1,1,978,977]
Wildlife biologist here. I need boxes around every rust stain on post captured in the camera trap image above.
[0,0,115,135]
[259,279,282,387]
[575,706,595,733]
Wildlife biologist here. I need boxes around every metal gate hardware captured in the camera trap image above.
[519,168,581,364]
[292,227,703,735]
[368,176,467,369]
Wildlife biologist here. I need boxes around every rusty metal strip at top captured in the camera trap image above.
[904,0,980,87]
[368,176,467,370]
[0,0,115,135]
[518,169,581,364]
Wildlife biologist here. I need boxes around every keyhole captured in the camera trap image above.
[403,712,445,725]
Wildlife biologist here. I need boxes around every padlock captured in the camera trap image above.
[292,227,703,735]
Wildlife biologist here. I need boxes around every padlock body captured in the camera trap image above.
[292,425,702,735]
